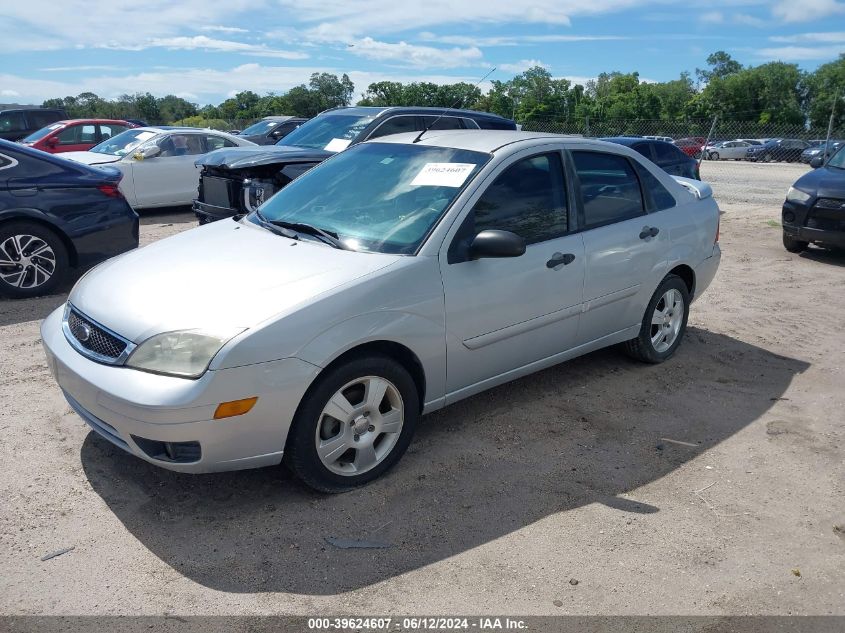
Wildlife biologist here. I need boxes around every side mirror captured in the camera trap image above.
[468,230,526,260]
[810,156,824,169]
[133,145,160,161]
[46,136,59,147]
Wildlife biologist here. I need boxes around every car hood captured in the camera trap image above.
[196,145,333,170]
[60,151,123,165]
[793,166,845,199]
[68,219,403,343]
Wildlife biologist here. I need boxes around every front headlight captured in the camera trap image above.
[785,186,812,204]
[126,328,244,378]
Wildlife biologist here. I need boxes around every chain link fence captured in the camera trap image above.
[520,116,845,180]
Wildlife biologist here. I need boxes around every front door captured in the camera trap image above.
[130,133,205,207]
[440,150,585,397]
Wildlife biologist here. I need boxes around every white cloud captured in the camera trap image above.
[700,11,724,24]
[498,59,549,73]
[771,0,845,23]
[100,35,308,59]
[40,65,124,72]
[1,89,21,97]
[733,13,767,27]
[198,25,249,34]
[0,64,501,106]
[349,38,483,68]
[755,45,845,60]
[418,32,630,46]
[770,31,845,43]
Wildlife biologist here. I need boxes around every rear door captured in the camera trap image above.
[440,149,585,397]
[570,149,669,346]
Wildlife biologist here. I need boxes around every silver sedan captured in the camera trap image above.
[41,131,721,492]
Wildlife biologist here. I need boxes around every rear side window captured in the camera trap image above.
[99,123,127,140]
[632,163,676,212]
[572,151,645,229]
[472,152,568,243]
[0,111,26,132]
[422,115,465,131]
[653,143,684,165]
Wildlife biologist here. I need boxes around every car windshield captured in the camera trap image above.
[21,123,63,143]
[90,129,158,156]
[240,120,280,136]
[827,145,845,169]
[278,113,377,151]
[253,142,490,254]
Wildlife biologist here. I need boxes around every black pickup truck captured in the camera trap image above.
[193,106,516,224]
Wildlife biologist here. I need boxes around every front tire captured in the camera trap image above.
[624,275,690,364]
[284,354,419,493]
[710,151,720,161]
[783,232,808,253]
[0,222,68,299]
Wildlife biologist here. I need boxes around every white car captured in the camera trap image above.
[702,139,760,161]
[42,131,721,491]
[61,127,255,209]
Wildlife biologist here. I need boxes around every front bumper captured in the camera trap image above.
[41,306,321,473]
[782,200,845,248]
[193,200,238,224]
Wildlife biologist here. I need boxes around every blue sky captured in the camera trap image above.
[2,0,844,106]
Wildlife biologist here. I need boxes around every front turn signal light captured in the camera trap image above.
[214,397,258,419]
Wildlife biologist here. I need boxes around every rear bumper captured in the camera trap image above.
[69,201,139,267]
[693,244,721,302]
[41,305,321,473]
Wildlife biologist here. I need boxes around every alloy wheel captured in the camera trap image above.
[0,234,56,290]
[314,375,404,476]
[650,289,684,353]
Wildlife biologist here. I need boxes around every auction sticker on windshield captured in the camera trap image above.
[324,138,352,152]
[411,163,475,187]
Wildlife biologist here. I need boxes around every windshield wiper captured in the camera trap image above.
[254,209,299,239]
[268,219,350,250]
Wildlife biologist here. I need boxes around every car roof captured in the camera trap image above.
[322,105,514,122]
[52,118,131,125]
[364,129,626,154]
[600,136,651,146]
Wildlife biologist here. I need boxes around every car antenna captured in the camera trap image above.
[412,67,496,144]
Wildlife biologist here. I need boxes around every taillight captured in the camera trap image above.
[97,183,123,198]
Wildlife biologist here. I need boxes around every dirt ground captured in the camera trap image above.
[1,161,843,616]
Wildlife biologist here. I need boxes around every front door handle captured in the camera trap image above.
[546,252,576,269]
[639,226,660,240]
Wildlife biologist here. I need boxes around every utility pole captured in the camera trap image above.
[699,114,718,169]
[823,91,842,162]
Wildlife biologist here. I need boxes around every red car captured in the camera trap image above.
[19,119,136,154]
[674,137,707,158]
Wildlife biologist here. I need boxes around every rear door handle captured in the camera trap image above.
[639,226,660,239]
[546,252,576,269]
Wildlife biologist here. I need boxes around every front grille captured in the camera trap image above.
[64,304,135,364]
[202,175,235,208]
[814,197,845,210]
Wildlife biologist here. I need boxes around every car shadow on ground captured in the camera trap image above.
[799,246,845,268]
[138,206,196,225]
[80,327,808,595]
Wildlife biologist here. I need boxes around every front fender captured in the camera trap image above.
[296,311,447,409]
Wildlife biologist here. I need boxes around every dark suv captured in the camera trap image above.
[0,107,67,141]
[746,138,810,163]
[602,137,699,180]
[781,144,845,253]
[193,106,517,223]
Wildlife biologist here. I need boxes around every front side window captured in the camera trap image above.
[204,134,238,151]
[157,134,204,156]
[470,153,568,244]
[368,116,419,139]
[56,124,96,145]
[255,142,489,254]
[572,151,645,229]
[90,129,158,156]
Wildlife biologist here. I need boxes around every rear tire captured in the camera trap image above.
[624,275,690,364]
[284,354,419,493]
[0,222,68,299]
[710,151,720,161]
[782,232,808,253]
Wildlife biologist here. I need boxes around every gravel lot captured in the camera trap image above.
[1,161,843,616]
